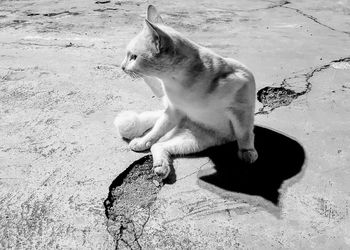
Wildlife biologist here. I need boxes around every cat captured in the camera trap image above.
[115,5,258,179]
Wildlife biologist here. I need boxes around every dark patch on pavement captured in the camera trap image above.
[26,13,40,16]
[26,11,79,17]
[95,0,111,4]
[257,56,350,113]
[93,8,119,12]
[65,42,74,47]
[198,125,305,206]
[104,155,163,250]
[43,11,80,17]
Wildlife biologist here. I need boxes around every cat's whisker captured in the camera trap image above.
[131,71,141,79]
[124,70,138,79]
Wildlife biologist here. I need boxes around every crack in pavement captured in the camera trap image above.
[256,57,350,114]
[281,5,350,36]
[205,0,290,13]
[43,11,80,17]
[207,1,350,36]
[176,160,211,182]
[235,0,291,12]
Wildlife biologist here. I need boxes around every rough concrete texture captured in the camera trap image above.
[0,0,349,249]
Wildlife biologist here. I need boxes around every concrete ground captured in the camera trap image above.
[0,0,349,249]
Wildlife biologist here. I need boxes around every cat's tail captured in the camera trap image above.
[114,110,163,139]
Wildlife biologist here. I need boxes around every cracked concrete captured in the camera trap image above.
[104,155,162,250]
[1,0,350,249]
[204,0,291,13]
[281,5,350,36]
[257,57,350,113]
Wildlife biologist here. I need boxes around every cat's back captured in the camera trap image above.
[156,23,255,105]
[191,46,255,102]
[158,23,255,86]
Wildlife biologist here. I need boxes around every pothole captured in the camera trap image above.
[104,155,163,250]
[257,86,298,112]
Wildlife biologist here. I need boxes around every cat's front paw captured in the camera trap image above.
[238,148,258,164]
[153,158,171,179]
[129,138,152,152]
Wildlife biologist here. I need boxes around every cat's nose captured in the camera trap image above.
[121,61,126,71]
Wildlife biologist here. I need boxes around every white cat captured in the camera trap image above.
[115,5,258,179]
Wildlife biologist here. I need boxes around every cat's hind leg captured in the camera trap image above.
[151,124,221,179]
[114,110,163,140]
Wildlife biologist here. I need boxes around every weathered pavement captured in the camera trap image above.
[0,0,349,249]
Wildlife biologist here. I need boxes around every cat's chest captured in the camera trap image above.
[165,87,226,121]
[163,83,232,134]
[165,86,208,110]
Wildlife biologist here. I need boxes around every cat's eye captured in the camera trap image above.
[130,54,137,61]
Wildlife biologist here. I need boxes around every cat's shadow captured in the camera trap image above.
[196,125,306,208]
[125,125,306,209]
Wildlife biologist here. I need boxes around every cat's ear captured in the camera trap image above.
[146,5,164,24]
[144,19,172,54]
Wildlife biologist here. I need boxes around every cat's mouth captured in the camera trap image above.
[124,70,142,79]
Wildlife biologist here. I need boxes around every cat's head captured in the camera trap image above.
[121,5,176,78]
